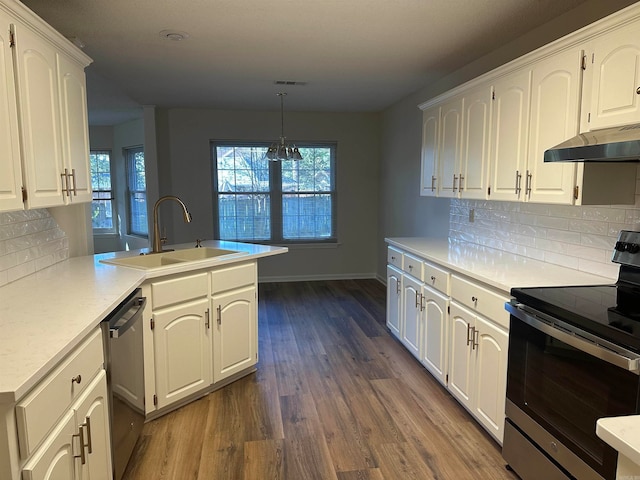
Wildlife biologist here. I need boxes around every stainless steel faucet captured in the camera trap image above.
[151,195,192,253]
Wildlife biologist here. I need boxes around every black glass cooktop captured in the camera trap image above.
[511,282,640,352]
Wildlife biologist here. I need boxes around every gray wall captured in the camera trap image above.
[154,108,381,281]
[376,0,639,278]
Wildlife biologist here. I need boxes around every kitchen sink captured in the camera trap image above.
[100,247,245,270]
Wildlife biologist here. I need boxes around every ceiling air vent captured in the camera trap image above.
[273,80,307,86]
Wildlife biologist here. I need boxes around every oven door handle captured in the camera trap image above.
[507,302,640,375]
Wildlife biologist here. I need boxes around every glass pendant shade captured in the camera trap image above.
[266,93,302,162]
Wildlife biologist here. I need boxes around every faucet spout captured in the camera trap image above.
[152,195,192,253]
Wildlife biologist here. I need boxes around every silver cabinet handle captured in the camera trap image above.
[71,375,82,384]
[459,174,465,191]
[396,280,401,295]
[408,265,413,271]
[85,417,92,454]
[73,425,86,465]
[453,174,458,192]
[420,294,425,311]
[205,308,210,329]
[431,175,436,192]
[472,327,479,350]
[471,296,478,304]
[430,275,436,282]
[61,168,71,197]
[216,305,222,326]
[70,168,77,196]
[515,170,522,195]
[415,291,420,308]
[390,255,396,261]
[637,86,640,94]
[526,170,532,195]
[466,323,473,346]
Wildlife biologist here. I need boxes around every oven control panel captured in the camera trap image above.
[612,230,640,266]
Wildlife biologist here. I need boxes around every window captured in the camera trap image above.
[125,146,148,237]
[213,142,336,243]
[89,150,116,233]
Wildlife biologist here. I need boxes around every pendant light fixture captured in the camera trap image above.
[265,92,303,161]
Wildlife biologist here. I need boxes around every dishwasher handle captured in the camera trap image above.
[108,290,147,339]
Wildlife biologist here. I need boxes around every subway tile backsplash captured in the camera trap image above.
[0,209,68,287]
[449,191,640,279]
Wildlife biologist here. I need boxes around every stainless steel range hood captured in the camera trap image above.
[544,123,640,162]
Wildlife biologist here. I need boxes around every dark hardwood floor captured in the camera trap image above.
[123,280,517,480]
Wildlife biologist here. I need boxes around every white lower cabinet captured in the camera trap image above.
[22,369,112,480]
[386,265,402,338]
[386,245,510,444]
[401,273,422,359]
[448,301,508,443]
[153,298,212,410]
[212,284,257,383]
[144,261,258,416]
[420,286,449,386]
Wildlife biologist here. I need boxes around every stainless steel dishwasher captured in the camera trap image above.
[101,288,147,480]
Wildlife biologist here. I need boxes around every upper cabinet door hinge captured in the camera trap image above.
[581,54,587,70]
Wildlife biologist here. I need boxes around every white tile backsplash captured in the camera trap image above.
[449,170,640,280]
[0,209,68,287]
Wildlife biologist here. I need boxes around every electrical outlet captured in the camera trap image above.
[469,209,475,223]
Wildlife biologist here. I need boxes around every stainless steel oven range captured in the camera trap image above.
[504,230,640,480]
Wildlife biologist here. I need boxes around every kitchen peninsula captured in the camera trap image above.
[0,240,286,480]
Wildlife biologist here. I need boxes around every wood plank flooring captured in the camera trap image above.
[122,280,518,480]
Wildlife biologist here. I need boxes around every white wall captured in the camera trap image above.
[377,0,639,279]
[154,107,381,280]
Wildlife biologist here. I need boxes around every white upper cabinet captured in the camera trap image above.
[0,9,23,212]
[0,2,92,212]
[526,48,582,204]
[460,86,492,199]
[487,69,531,202]
[437,98,463,198]
[584,19,640,131]
[419,106,439,196]
[13,22,65,209]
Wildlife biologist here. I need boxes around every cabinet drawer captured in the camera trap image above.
[403,253,424,281]
[451,275,510,329]
[151,272,208,309]
[16,329,103,458]
[424,261,450,294]
[211,261,256,293]
[387,247,403,269]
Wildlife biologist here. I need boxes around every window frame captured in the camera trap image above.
[124,145,148,238]
[212,141,337,245]
[89,149,117,235]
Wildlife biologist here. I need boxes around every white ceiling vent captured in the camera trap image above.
[273,80,307,86]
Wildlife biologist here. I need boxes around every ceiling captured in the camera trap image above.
[16,0,625,125]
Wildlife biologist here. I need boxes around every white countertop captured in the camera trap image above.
[0,240,287,404]
[597,416,640,468]
[386,237,616,292]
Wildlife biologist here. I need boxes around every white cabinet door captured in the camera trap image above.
[448,302,474,411]
[473,315,508,443]
[153,298,212,409]
[488,69,531,202]
[401,274,422,359]
[421,286,449,386]
[212,284,257,383]
[12,23,65,209]
[437,98,463,198]
[587,20,640,130]
[527,48,582,204]
[57,53,91,204]
[386,265,402,339]
[21,411,76,480]
[0,12,23,212]
[420,106,439,196]
[461,86,491,200]
[74,370,112,480]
